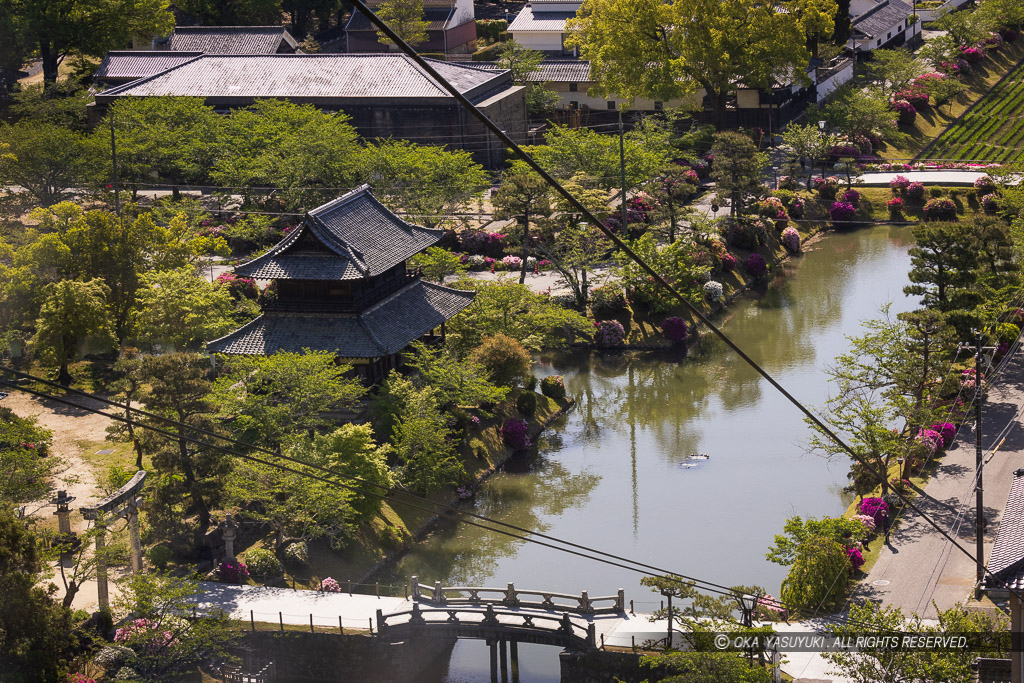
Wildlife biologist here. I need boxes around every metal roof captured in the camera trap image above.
[94,51,203,82]
[97,53,509,101]
[508,6,577,32]
[235,185,442,281]
[475,60,591,82]
[852,0,913,38]
[347,7,456,32]
[206,281,474,356]
[168,26,298,53]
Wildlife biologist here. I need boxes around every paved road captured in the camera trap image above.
[857,349,1024,618]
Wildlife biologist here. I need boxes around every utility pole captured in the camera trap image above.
[109,115,122,221]
[618,106,627,234]
[960,332,996,597]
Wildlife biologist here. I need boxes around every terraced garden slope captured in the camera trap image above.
[920,58,1024,163]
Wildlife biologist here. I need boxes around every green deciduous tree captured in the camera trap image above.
[616,233,711,312]
[815,85,906,145]
[779,534,849,611]
[497,40,560,115]
[360,139,488,228]
[404,340,509,406]
[445,277,593,353]
[824,601,1008,683]
[374,0,429,46]
[211,350,367,447]
[409,247,467,283]
[32,278,115,385]
[926,76,968,114]
[795,0,838,58]
[767,515,867,566]
[493,166,552,283]
[711,131,767,218]
[0,408,58,505]
[113,571,238,681]
[0,121,99,206]
[649,165,697,242]
[3,0,174,87]
[470,333,533,388]
[132,268,244,351]
[782,123,841,190]
[392,386,465,493]
[868,48,926,98]
[567,0,809,125]
[176,0,282,25]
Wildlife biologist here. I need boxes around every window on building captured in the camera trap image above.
[608,101,616,110]
[877,39,882,46]
[569,82,577,92]
[654,101,663,110]
[887,32,891,39]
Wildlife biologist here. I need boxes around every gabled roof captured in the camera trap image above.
[206,281,475,356]
[984,470,1024,591]
[168,26,299,53]
[851,0,913,39]
[476,60,591,82]
[347,7,457,32]
[235,185,441,281]
[94,51,203,83]
[95,54,510,102]
[508,6,578,32]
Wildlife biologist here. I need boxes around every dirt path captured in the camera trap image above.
[5,390,110,528]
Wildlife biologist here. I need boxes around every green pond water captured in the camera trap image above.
[387,225,918,682]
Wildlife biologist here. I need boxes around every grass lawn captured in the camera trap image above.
[881,39,1024,161]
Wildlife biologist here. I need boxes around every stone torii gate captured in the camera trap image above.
[81,470,146,610]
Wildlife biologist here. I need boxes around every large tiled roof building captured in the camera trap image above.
[207,185,474,382]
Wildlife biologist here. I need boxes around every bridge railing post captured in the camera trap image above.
[588,624,596,648]
[433,580,445,604]
[410,602,426,625]
[411,575,419,600]
[559,613,573,635]
[616,589,625,612]
[504,582,518,607]
[376,609,385,635]
[578,590,593,614]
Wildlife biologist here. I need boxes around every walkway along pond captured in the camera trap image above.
[381,224,920,682]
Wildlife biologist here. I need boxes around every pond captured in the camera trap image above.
[390,225,918,682]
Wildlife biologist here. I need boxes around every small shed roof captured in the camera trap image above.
[206,281,474,356]
[477,60,591,82]
[852,0,913,39]
[96,53,509,102]
[94,51,203,83]
[235,185,441,281]
[168,26,299,53]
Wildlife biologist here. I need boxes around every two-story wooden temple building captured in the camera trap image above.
[206,186,475,382]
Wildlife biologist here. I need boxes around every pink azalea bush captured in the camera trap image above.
[916,428,943,455]
[981,193,999,212]
[930,422,957,447]
[781,227,800,254]
[890,175,911,194]
[320,577,342,592]
[847,546,865,570]
[593,320,626,348]
[829,201,857,222]
[115,618,176,652]
[662,316,689,343]
[744,253,768,278]
[895,89,929,109]
[923,197,957,221]
[501,255,522,269]
[891,99,917,124]
[215,272,258,300]
[840,189,861,206]
[960,46,984,63]
[974,175,996,194]
[859,497,889,527]
[906,181,926,201]
[720,252,737,272]
[887,197,904,215]
[814,176,840,200]
[854,514,876,533]
[501,418,531,450]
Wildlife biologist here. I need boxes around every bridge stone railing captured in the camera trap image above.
[409,576,625,615]
[377,602,597,649]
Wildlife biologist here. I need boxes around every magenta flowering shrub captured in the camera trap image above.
[662,316,689,343]
[890,175,911,194]
[984,32,1003,47]
[840,189,861,206]
[895,89,929,109]
[320,577,342,592]
[682,168,700,185]
[461,230,506,257]
[916,428,943,455]
[115,618,176,652]
[974,175,996,194]
[829,201,857,222]
[931,422,957,447]
[501,418,531,450]
[68,675,95,683]
[744,253,768,278]
[217,560,249,583]
[891,99,917,124]
[859,497,889,527]
[788,197,805,219]
[757,196,787,218]
[914,72,947,90]
[906,181,925,201]
[846,546,865,570]
[781,227,800,254]
[814,176,840,200]
[593,320,626,348]
[720,252,738,272]
[923,197,957,220]
[828,144,860,161]
[960,46,984,63]
[981,193,999,212]
[215,272,258,300]
[887,196,904,214]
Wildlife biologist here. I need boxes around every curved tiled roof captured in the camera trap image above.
[986,471,1024,590]
[206,280,475,356]
[235,185,441,280]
